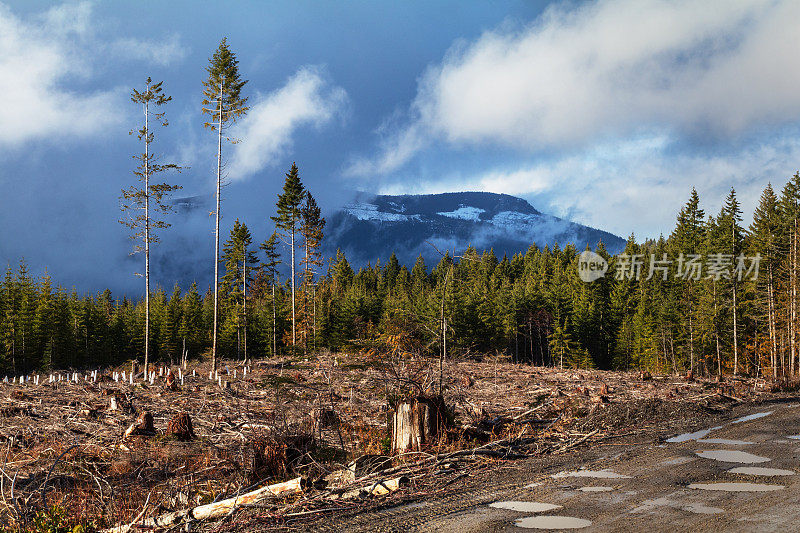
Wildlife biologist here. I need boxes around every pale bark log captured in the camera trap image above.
[336,476,409,500]
[101,476,308,533]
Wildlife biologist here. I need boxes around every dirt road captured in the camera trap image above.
[307,399,800,532]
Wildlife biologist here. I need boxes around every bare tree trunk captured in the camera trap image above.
[792,222,797,376]
[291,226,296,347]
[769,268,777,379]
[243,254,247,365]
[688,293,695,375]
[272,284,276,356]
[439,264,452,394]
[669,331,677,375]
[312,284,317,353]
[731,219,739,375]
[714,281,721,376]
[733,275,739,375]
[212,81,223,371]
[303,238,309,354]
[144,96,150,379]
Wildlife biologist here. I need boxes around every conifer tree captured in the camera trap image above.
[272,163,305,347]
[669,188,705,374]
[298,193,325,351]
[202,38,249,370]
[121,77,182,378]
[260,232,281,356]
[549,319,577,370]
[718,188,745,374]
[751,183,780,377]
[779,173,800,376]
[222,220,258,361]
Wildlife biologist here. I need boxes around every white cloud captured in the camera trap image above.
[382,134,800,238]
[109,34,188,67]
[0,2,190,148]
[39,1,93,39]
[227,67,347,180]
[0,3,126,146]
[352,0,800,175]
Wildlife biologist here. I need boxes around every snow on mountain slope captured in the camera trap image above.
[437,205,486,221]
[326,192,624,267]
[344,202,422,222]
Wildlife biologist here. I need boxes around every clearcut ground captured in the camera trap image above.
[304,399,800,532]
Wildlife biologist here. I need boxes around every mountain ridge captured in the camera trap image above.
[324,191,625,267]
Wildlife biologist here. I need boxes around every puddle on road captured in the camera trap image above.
[689,482,784,492]
[489,501,562,513]
[632,497,723,515]
[696,438,752,445]
[515,516,592,529]
[787,435,800,440]
[728,466,796,476]
[661,456,696,466]
[695,450,771,463]
[666,426,724,443]
[552,469,632,479]
[578,486,614,492]
[731,412,773,424]
[666,429,713,443]
[524,482,542,488]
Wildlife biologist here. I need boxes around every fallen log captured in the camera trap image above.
[101,476,309,532]
[334,476,410,500]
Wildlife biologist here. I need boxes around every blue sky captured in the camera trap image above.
[2,0,800,294]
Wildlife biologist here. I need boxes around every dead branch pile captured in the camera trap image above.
[0,356,778,531]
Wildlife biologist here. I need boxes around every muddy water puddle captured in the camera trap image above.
[695,450,770,463]
[728,466,795,476]
[514,516,592,529]
[666,428,716,443]
[489,501,562,513]
[552,469,632,479]
[632,496,723,515]
[731,412,773,424]
[696,438,752,445]
[689,482,784,492]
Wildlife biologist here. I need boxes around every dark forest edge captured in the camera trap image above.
[3,172,800,380]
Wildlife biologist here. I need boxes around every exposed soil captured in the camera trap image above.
[0,357,786,531]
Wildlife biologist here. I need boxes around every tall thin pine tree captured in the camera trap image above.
[202,38,248,371]
[120,77,182,379]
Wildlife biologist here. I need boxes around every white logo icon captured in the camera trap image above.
[577,250,608,282]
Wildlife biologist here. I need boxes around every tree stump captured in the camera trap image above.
[166,413,194,440]
[165,372,179,391]
[390,396,448,455]
[124,411,156,439]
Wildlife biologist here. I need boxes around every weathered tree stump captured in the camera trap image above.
[390,396,448,455]
[248,433,314,480]
[124,411,156,439]
[166,413,194,440]
[165,371,179,391]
